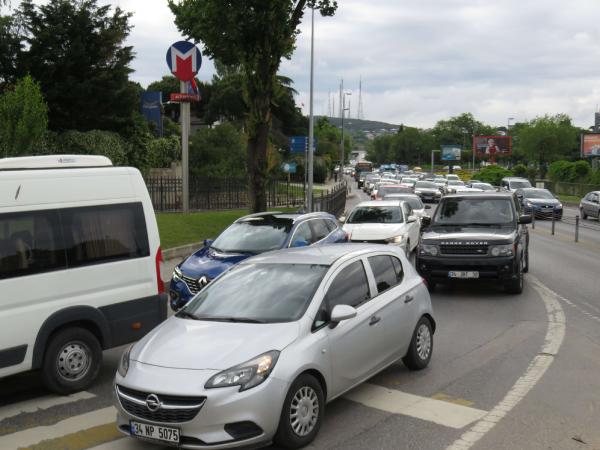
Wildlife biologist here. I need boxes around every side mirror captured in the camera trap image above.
[519,214,532,224]
[204,239,213,247]
[425,205,432,210]
[407,215,417,223]
[421,216,432,228]
[291,238,309,248]
[339,216,346,223]
[330,304,357,324]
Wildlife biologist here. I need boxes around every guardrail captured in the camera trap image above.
[531,211,600,242]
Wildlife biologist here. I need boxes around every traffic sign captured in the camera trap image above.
[281,162,297,174]
[290,136,317,154]
[166,41,202,82]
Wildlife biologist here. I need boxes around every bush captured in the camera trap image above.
[189,122,246,177]
[548,160,575,182]
[49,130,128,165]
[512,164,528,178]
[474,165,513,186]
[573,160,591,180]
[147,136,181,168]
[313,162,328,183]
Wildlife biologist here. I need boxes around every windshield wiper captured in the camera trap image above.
[176,311,199,320]
[197,316,266,323]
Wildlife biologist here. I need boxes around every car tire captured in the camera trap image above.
[274,373,325,449]
[402,316,433,371]
[505,257,524,295]
[522,247,529,273]
[41,327,102,395]
[581,208,587,220]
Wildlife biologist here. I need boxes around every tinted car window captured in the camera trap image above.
[0,210,65,279]
[434,198,515,225]
[212,216,293,253]
[186,263,328,323]
[62,203,149,267]
[311,220,330,241]
[521,189,554,199]
[369,255,402,294]
[347,206,404,224]
[509,180,531,189]
[326,260,370,310]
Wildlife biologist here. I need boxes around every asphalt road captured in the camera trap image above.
[1,181,599,450]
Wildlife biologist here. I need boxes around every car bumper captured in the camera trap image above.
[115,363,289,449]
[524,206,562,219]
[416,255,519,282]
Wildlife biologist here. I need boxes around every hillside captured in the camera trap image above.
[318,116,400,134]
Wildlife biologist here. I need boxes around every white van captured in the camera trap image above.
[0,155,167,393]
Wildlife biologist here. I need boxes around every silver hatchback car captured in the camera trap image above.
[114,244,435,449]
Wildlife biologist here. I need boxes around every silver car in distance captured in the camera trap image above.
[114,244,435,449]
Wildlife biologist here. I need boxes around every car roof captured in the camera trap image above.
[243,243,389,266]
[444,192,514,199]
[503,177,529,181]
[235,211,335,224]
[518,187,547,192]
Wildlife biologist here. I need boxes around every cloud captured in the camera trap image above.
[108,0,600,128]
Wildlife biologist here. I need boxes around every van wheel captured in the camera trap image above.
[41,327,102,395]
[274,374,325,449]
[402,316,433,370]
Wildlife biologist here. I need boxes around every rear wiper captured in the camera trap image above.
[176,311,199,320]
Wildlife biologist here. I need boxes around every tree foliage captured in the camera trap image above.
[0,15,22,90]
[0,75,48,157]
[189,122,246,177]
[474,165,513,185]
[169,0,338,212]
[17,0,138,132]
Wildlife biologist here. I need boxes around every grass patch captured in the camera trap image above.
[557,194,581,204]
[157,208,296,249]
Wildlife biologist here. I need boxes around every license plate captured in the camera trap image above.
[130,421,180,444]
[448,271,479,279]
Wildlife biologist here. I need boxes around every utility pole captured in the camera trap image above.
[340,91,351,169]
[338,79,343,118]
[358,76,364,120]
[307,7,315,212]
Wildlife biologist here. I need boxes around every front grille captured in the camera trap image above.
[440,245,488,255]
[116,385,206,424]
[350,239,388,244]
[180,274,210,295]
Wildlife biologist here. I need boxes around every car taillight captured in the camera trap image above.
[421,277,428,288]
[344,232,350,241]
[155,247,165,294]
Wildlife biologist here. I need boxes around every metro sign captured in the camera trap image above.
[165,41,202,82]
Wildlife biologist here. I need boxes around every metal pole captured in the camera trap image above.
[180,81,190,213]
[340,98,345,169]
[531,212,536,229]
[551,213,555,235]
[307,7,315,212]
[575,215,579,242]
[431,150,434,172]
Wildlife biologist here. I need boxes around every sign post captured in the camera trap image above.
[166,41,202,213]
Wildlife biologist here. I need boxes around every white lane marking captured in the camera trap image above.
[446,275,566,450]
[345,383,487,429]
[0,391,96,422]
[0,406,115,449]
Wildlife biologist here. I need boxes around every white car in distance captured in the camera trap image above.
[383,193,431,218]
[342,201,420,255]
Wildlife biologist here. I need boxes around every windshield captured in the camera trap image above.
[384,196,423,209]
[183,263,328,323]
[415,181,437,189]
[472,183,495,191]
[509,180,531,189]
[433,198,515,226]
[448,180,465,186]
[522,189,554,199]
[347,206,404,224]
[211,217,293,253]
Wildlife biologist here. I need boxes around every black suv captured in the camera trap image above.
[416,192,531,294]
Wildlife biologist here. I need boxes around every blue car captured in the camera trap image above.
[169,211,347,310]
[517,188,563,219]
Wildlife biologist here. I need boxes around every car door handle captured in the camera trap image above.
[369,316,381,326]
[404,295,414,304]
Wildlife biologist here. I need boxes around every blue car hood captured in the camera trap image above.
[179,246,250,279]
[527,198,560,206]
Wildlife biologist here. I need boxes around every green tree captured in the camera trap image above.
[189,122,246,177]
[474,165,513,185]
[0,15,23,90]
[18,0,138,132]
[46,130,128,165]
[515,114,580,178]
[169,0,338,212]
[432,113,496,149]
[0,75,48,157]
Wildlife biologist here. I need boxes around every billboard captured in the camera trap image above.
[581,133,600,157]
[473,136,512,157]
[141,91,163,137]
[441,145,461,161]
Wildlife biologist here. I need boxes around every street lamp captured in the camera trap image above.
[431,149,440,172]
[307,7,315,212]
[340,91,352,169]
[507,117,514,135]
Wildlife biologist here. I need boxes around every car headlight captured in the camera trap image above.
[557,203,563,209]
[205,351,280,392]
[118,345,133,378]
[490,244,514,257]
[415,190,422,194]
[525,201,532,207]
[385,235,407,245]
[173,266,182,280]
[419,244,438,256]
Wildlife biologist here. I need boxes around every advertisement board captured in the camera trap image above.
[473,136,512,157]
[141,91,163,137]
[441,145,462,161]
[581,133,600,157]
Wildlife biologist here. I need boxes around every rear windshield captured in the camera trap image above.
[347,206,404,224]
[433,198,515,226]
[384,196,423,210]
[509,180,532,189]
[415,181,437,189]
[379,186,412,196]
[211,217,293,254]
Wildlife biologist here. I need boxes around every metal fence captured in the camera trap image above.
[145,175,347,216]
[541,181,600,198]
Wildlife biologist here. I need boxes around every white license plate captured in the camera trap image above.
[130,421,180,444]
[448,271,479,279]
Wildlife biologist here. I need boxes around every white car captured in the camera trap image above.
[453,186,484,194]
[444,180,466,194]
[342,201,420,255]
[383,193,432,218]
[445,174,461,181]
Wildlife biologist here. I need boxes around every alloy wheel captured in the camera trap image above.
[289,386,320,437]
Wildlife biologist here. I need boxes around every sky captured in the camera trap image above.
[106,0,600,129]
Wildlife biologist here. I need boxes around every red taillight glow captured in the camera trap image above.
[155,247,165,294]
[421,277,428,288]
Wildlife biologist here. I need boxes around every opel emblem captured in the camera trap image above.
[198,276,208,286]
[146,394,161,412]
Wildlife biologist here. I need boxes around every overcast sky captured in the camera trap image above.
[108,0,600,129]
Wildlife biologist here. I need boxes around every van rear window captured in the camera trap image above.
[0,203,149,279]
